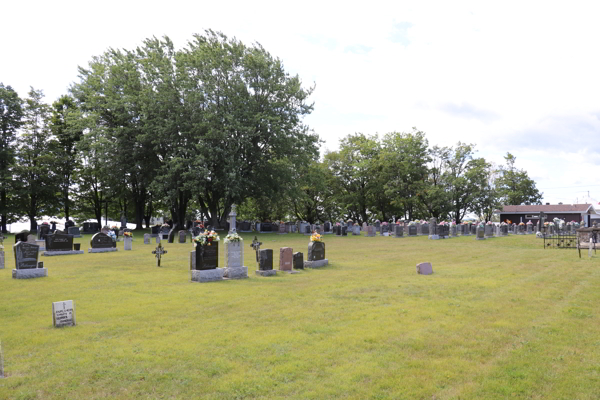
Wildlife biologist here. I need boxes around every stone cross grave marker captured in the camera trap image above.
[152,243,167,267]
[53,300,76,328]
[250,236,262,265]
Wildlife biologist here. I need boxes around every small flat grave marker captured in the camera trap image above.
[53,300,76,328]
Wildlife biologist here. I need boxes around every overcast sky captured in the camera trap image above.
[2,1,600,205]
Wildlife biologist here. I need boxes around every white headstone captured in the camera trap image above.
[52,300,76,328]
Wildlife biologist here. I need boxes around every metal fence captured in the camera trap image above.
[543,233,578,250]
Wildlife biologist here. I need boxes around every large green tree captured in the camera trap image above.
[174,31,318,227]
[49,95,83,220]
[325,133,380,224]
[13,88,59,230]
[496,153,542,205]
[380,129,430,221]
[0,83,23,232]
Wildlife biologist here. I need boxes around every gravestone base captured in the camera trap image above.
[428,235,440,240]
[304,259,329,268]
[12,268,48,279]
[35,240,46,251]
[255,269,277,277]
[224,266,248,279]
[42,250,84,256]
[382,232,389,236]
[476,236,486,240]
[190,268,224,282]
[88,248,118,253]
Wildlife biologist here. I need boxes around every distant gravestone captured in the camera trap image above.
[416,262,433,275]
[293,252,304,269]
[408,225,417,236]
[26,234,36,244]
[279,247,293,271]
[15,230,29,243]
[476,226,485,240]
[52,300,76,328]
[151,225,160,237]
[178,230,186,243]
[67,226,82,238]
[367,226,376,237]
[394,224,404,238]
[38,224,51,240]
[13,241,46,279]
[278,223,287,234]
[89,232,117,253]
[362,222,367,231]
[144,234,150,244]
[341,226,347,236]
[484,224,494,238]
[160,226,170,240]
[352,225,360,235]
[168,227,177,243]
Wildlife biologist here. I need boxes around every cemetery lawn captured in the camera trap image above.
[1,233,599,400]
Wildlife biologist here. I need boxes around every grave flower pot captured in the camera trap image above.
[73,243,81,251]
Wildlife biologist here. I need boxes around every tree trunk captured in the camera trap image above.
[1,188,6,233]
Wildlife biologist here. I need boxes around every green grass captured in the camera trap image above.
[0,232,599,399]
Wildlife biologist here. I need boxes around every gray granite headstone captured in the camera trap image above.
[14,242,40,269]
[178,230,186,243]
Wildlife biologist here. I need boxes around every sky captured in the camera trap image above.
[2,0,600,206]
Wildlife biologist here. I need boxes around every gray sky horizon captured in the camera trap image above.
[3,0,600,206]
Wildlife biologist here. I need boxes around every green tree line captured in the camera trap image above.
[0,31,542,232]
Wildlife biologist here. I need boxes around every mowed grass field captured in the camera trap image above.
[0,231,599,400]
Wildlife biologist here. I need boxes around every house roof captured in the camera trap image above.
[500,204,596,214]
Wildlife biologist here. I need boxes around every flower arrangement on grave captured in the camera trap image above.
[111,225,118,229]
[107,231,117,241]
[193,230,220,246]
[382,221,388,226]
[123,231,133,238]
[354,222,359,226]
[519,222,525,226]
[544,221,549,226]
[347,219,353,223]
[335,222,341,226]
[408,221,416,226]
[486,221,493,225]
[526,221,532,225]
[41,221,49,225]
[462,221,469,225]
[501,221,507,226]
[450,221,456,226]
[224,232,242,243]
[506,219,512,224]
[536,231,544,238]
[478,222,485,227]
[310,232,322,242]
[162,223,169,228]
[438,221,447,226]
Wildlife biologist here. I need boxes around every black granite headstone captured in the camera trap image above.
[258,249,273,270]
[261,222,272,232]
[195,242,218,270]
[15,230,30,243]
[14,242,40,269]
[341,226,347,236]
[45,232,74,251]
[90,233,116,248]
[308,241,325,261]
[409,226,417,236]
[293,252,304,269]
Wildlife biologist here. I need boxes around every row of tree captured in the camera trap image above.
[0,31,542,232]
[240,130,542,224]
